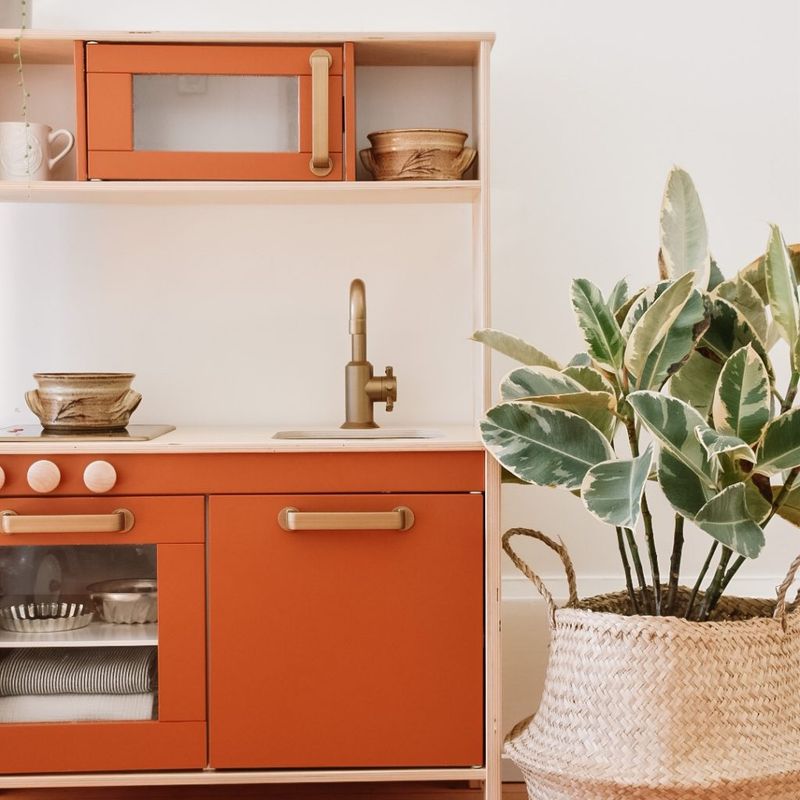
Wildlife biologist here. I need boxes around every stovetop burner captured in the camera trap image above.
[0,425,176,442]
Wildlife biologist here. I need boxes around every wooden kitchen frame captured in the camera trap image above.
[0,29,498,800]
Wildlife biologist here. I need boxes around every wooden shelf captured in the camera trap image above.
[0,622,157,648]
[0,30,493,66]
[0,179,481,205]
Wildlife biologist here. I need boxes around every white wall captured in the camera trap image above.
[22,0,800,777]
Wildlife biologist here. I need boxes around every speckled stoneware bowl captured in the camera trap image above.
[25,373,142,432]
[359,128,476,180]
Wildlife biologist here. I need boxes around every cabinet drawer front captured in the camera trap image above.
[0,496,203,546]
[208,493,484,769]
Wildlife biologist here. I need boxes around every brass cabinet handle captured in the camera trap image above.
[309,48,333,177]
[278,506,415,532]
[0,509,135,535]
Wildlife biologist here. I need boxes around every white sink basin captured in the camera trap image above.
[273,428,443,440]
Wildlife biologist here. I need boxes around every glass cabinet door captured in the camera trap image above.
[0,544,158,723]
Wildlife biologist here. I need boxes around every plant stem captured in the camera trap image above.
[782,371,800,413]
[665,515,684,615]
[616,527,639,614]
[624,527,651,613]
[625,417,661,613]
[686,541,718,620]
[709,466,800,612]
[698,546,733,621]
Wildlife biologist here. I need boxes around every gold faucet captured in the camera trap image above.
[342,279,398,429]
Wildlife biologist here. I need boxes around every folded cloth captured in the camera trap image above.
[0,647,157,696]
[0,692,155,722]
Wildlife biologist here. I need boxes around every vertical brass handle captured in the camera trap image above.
[278,506,415,532]
[309,49,333,177]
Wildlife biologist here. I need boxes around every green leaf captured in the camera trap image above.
[670,351,722,420]
[736,242,800,303]
[764,224,800,365]
[755,408,800,475]
[566,352,592,368]
[624,273,695,386]
[571,278,625,374]
[658,449,716,518]
[500,366,581,401]
[614,287,645,326]
[711,344,771,445]
[713,275,769,347]
[472,329,562,370]
[772,483,800,526]
[707,256,725,291]
[581,445,653,528]
[501,366,617,442]
[658,167,710,288]
[480,402,614,490]
[695,425,756,463]
[606,278,629,314]
[700,298,774,384]
[620,281,670,338]
[638,289,708,390]
[745,476,773,524]
[627,390,717,489]
[695,483,765,558]
[563,365,616,395]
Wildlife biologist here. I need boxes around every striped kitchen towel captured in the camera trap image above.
[0,647,157,696]
[0,692,155,722]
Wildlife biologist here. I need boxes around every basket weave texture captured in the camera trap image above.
[503,528,800,800]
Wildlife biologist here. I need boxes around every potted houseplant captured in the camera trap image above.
[475,167,800,799]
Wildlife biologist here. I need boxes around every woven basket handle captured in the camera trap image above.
[774,552,800,631]
[502,527,578,626]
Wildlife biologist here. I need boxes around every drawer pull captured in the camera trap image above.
[308,48,333,177]
[0,508,135,535]
[278,506,414,532]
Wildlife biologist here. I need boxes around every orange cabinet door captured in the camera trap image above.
[208,493,484,768]
[0,496,206,774]
[83,43,345,180]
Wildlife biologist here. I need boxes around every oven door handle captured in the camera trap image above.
[0,509,135,535]
[308,48,333,177]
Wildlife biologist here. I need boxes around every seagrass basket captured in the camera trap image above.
[503,527,800,800]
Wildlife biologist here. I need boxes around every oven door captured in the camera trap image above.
[84,43,344,180]
[0,496,205,774]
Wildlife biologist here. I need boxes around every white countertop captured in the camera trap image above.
[0,426,483,455]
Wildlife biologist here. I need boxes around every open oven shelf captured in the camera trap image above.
[0,622,158,648]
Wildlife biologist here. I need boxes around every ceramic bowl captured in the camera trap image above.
[25,373,142,432]
[359,128,476,181]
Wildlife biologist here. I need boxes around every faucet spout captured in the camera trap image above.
[341,278,398,429]
[349,278,367,362]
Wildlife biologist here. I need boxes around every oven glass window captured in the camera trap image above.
[133,74,299,152]
[0,545,158,723]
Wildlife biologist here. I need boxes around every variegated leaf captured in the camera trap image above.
[755,408,800,475]
[695,425,756,463]
[711,344,771,445]
[621,281,670,339]
[695,483,765,559]
[713,275,769,347]
[707,256,725,291]
[701,298,774,383]
[773,484,800,527]
[625,273,695,385]
[614,287,645,326]
[581,445,653,528]
[670,350,722,420]
[606,278,629,314]
[472,329,562,370]
[480,402,614,490]
[627,390,717,489]
[567,352,593,368]
[659,167,711,288]
[571,278,625,374]
[500,366,581,401]
[764,224,800,365]
[736,242,800,303]
[562,364,618,439]
[658,449,716,518]
[638,289,708,390]
[745,477,773,524]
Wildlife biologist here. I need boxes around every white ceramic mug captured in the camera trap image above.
[0,122,74,181]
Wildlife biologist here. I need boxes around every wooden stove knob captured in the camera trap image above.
[84,460,117,494]
[0,466,5,490]
[28,460,61,493]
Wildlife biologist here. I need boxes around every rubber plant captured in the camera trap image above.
[476,167,800,619]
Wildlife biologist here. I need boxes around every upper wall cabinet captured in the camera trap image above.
[83,44,346,181]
